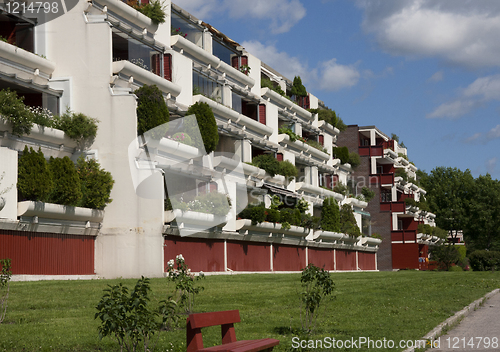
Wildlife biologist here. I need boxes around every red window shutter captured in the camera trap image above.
[163,53,172,81]
[304,95,310,109]
[198,182,207,195]
[258,104,266,125]
[151,54,161,76]
[276,153,283,162]
[326,175,332,189]
[318,135,324,146]
[210,182,218,192]
[241,56,248,66]
[232,56,239,69]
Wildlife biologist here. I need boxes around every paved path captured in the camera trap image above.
[431,292,500,352]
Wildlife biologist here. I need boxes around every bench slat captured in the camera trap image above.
[200,339,280,352]
[189,310,241,329]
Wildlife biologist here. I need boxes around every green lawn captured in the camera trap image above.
[0,271,499,352]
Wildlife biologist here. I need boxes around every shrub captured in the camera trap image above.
[17,146,53,202]
[279,208,301,226]
[404,197,417,207]
[321,197,340,232]
[339,204,361,237]
[448,265,463,272]
[0,258,11,324]
[348,152,360,168]
[53,109,98,149]
[252,154,280,177]
[261,78,287,96]
[395,168,408,182]
[95,277,170,352]
[0,88,34,136]
[333,182,348,196]
[135,84,169,137]
[166,254,204,314]
[185,102,218,153]
[278,160,298,178]
[291,76,307,97]
[76,157,114,210]
[48,156,82,206]
[266,208,281,223]
[300,264,334,332]
[137,0,166,24]
[469,250,500,271]
[332,146,349,164]
[238,204,266,225]
[361,187,375,202]
[429,244,460,271]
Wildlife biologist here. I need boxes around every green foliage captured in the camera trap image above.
[339,204,361,237]
[48,157,82,206]
[278,126,303,142]
[266,208,281,223]
[395,168,408,181]
[300,264,335,332]
[138,0,166,24]
[332,146,349,164]
[185,102,219,153]
[238,204,266,225]
[280,208,301,227]
[321,197,340,232]
[278,160,298,179]
[295,198,310,214]
[456,246,467,262]
[0,88,34,137]
[348,152,360,168]
[166,254,204,314]
[0,258,11,324]
[291,76,307,97]
[333,182,348,197]
[261,78,287,96]
[53,109,98,149]
[252,154,280,177]
[361,187,375,202]
[301,213,321,231]
[312,107,347,131]
[468,250,500,271]
[404,197,417,207]
[17,146,53,202]
[306,139,328,154]
[398,152,408,161]
[76,157,114,210]
[417,224,448,239]
[135,84,169,137]
[448,265,463,272]
[429,244,460,271]
[95,277,168,352]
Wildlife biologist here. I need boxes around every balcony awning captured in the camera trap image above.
[262,184,300,198]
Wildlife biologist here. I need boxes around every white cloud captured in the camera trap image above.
[357,0,500,68]
[242,41,362,92]
[317,59,361,91]
[176,0,306,34]
[464,124,500,144]
[486,157,498,175]
[428,71,443,82]
[427,74,500,119]
[486,125,500,140]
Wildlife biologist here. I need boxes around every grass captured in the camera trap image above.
[0,271,499,351]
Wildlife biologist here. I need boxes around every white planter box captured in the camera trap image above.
[17,201,104,222]
[235,219,310,238]
[172,209,228,228]
[0,41,55,75]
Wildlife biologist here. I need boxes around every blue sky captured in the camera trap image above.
[178,0,500,179]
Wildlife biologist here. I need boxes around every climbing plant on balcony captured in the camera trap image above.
[127,0,166,24]
[17,146,53,202]
[48,156,82,206]
[185,102,218,154]
[261,77,287,97]
[135,84,170,137]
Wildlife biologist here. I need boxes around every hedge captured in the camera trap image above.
[185,102,219,153]
[135,84,169,137]
[469,250,500,271]
[17,146,53,202]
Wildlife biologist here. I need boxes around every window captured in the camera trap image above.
[193,71,222,103]
[212,39,238,65]
[380,189,391,203]
[0,13,34,53]
[112,30,163,75]
[376,165,384,174]
[171,10,203,47]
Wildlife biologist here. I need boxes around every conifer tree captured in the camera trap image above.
[17,146,53,201]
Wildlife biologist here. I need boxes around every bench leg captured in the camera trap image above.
[221,323,237,344]
[187,318,204,352]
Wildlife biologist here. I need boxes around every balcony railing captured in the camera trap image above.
[369,173,394,185]
[359,145,383,157]
[380,201,405,213]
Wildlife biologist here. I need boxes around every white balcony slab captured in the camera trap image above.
[0,41,55,75]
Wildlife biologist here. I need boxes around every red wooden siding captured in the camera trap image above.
[258,104,266,125]
[226,241,270,271]
[392,243,419,269]
[164,236,224,272]
[273,244,306,271]
[308,248,334,270]
[240,56,248,66]
[164,53,172,81]
[336,250,356,270]
[318,135,324,146]
[276,153,283,162]
[152,54,161,76]
[0,230,94,275]
[358,252,376,270]
[231,56,239,69]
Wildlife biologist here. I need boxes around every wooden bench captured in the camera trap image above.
[186,310,280,352]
